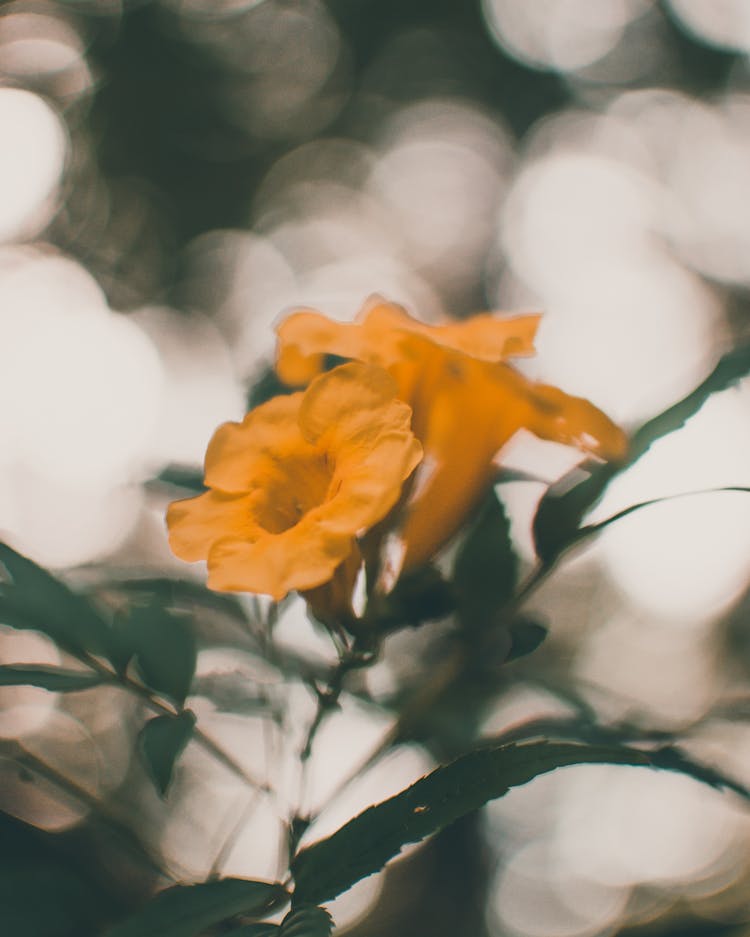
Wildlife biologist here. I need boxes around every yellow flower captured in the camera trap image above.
[166,362,423,601]
[276,297,627,571]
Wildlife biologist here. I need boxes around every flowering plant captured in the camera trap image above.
[1,298,749,937]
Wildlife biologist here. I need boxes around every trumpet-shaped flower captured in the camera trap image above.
[166,362,422,601]
[276,297,627,571]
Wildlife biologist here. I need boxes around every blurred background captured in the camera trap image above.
[2,1,750,935]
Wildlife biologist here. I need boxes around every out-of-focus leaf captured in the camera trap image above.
[506,618,548,661]
[533,341,750,564]
[374,565,456,631]
[0,664,104,692]
[279,906,333,937]
[138,710,196,796]
[100,577,252,629]
[105,878,288,937]
[247,365,294,409]
[291,740,658,906]
[0,542,112,659]
[155,465,206,492]
[223,926,280,937]
[453,491,517,627]
[117,603,197,705]
[1,857,105,937]
[192,672,275,716]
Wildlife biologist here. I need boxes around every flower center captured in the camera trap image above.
[254,451,334,534]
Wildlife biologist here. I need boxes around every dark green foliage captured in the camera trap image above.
[102,576,252,629]
[505,618,548,661]
[453,491,518,627]
[533,341,750,564]
[279,905,334,936]
[223,926,280,937]
[247,365,295,408]
[0,813,118,937]
[104,878,288,937]
[156,465,206,493]
[138,710,197,796]
[0,541,113,659]
[115,602,197,705]
[374,565,456,631]
[0,664,105,692]
[291,740,659,906]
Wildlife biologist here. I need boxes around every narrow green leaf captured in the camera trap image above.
[105,878,287,937]
[291,739,712,906]
[280,906,333,937]
[138,711,197,796]
[533,341,750,563]
[453,491,517,626]
[156,465,206,492]
[119,603,197,705]
[0,664,104,692]
[0,542,112,658]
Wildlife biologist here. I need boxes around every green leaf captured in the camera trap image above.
[118,602,197,705]
[291,739,708,906]
[0,664,104,692]
[373,565,456,632]
[452,491,517,627]
[533,341,750,564]
[506,618,548,661]
[105,878,287,937]
[0,542,112,659]
[101,576,253,629]
[248,365,295,409]
[223,926,280,937]
[156,465,206,492]
[280,906,333,937]
[138,710,197,796]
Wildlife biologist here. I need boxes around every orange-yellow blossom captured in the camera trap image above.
[276,297,628,571]
[166,362,422,601]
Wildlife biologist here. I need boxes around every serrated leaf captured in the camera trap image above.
[453,491,517,627]
[291,739,707,906]
[280,906,333,937]
[0,664,104,692]
[533,341,750,564]
[138,710,196,796]
[118,603,197,705]
[105,878,287,937]
[0,542,112,659]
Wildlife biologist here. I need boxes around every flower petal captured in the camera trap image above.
[167,490,257,563]
[275,311,372,386]
[204,393,305,493]
[206,517,354,599]
[361,297,541,361]
[524,383,628,461]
